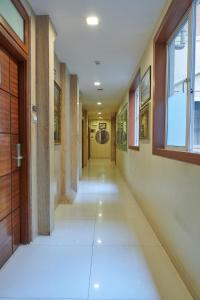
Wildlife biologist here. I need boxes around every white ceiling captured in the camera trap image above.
[29,0,166,116]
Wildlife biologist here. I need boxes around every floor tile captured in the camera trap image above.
[89,245,192,300]
[0,245,92,299]
[55,203,97,220]
[0,159,192,300]
[33,220,95,246]
[94,218,160,246]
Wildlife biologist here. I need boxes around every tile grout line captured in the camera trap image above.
[86,199,98,300]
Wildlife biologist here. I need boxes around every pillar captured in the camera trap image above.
[36,15,56,234]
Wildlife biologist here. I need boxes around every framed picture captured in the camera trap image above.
[99,122,107,130]
[116,104,128,151]
[140,66,151,108]
[140,104,149,140]
[54,81,61,144]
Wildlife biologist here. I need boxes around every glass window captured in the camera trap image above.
[167,21,189,147]
[134,86,140,146]
[193,0,200,152]
[0,0,24,41]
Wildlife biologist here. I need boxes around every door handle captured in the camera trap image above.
[15,143,23,167]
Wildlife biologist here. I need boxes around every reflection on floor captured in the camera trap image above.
[0,159,192,300]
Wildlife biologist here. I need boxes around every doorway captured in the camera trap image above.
[0,0,30,268]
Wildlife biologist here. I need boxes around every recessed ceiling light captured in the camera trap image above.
[98,112,102,115]
[86,16,99,26]
[94,81,101,86]
[94,283,100,289]
[97,102,102,105]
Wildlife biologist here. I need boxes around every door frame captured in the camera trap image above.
[0,0,31,243]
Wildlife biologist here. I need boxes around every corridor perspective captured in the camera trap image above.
[0,0,200,299]
[0,160,193,299]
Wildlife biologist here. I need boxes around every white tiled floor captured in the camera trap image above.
[0,159,193,300]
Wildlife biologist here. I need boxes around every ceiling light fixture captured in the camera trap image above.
[94,283,100,289]
[94,81,101,86]
[86,16,99,26]
[97,102,102,105]
[98,112,102,115]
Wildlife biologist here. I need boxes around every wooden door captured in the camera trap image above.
[0,47,21,267]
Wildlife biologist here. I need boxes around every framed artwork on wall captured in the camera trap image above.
[54,81,61,144]
[140,103,150,140]
[140,66,151,108]
[99,122,107,130]
[116,104,128,151]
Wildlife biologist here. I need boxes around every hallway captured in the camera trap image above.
[0,160,192,300]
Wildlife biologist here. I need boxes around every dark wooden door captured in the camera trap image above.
[0,47,21,267]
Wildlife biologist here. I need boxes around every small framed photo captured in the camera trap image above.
[140,66,151,108]
[140,104,150,140]
[99,122,107,130]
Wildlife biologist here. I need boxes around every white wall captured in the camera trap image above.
[116,1,200,299]
[90,120,111,159]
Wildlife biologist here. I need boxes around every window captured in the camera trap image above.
[129,70,140,150]
[167,20,189,148]
[166,0,200,153]
[153,0,200,165]
[0,0,24,41]
[193,0,200,152]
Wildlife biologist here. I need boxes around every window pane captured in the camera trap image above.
[134,86,140,146]
[167,21,189,147]
[0,0,24,41]
[193,0,200,152]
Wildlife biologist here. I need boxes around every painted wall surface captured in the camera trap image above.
[90,120,111,159]
[54,55,74,204]
[70,75,80,192]
[54,54,62,207]
[82,110,89,167]
[116,1,200,299]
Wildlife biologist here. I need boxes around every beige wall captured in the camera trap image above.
[70,75,80,192]
[90,120,111,159]
[22,1,74,236]
[116,1,200,299]
[36,15,56,235]
[54,54,62,206]
[21,0,38,240]
[111,115,116,162]
[82,110,89,167]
